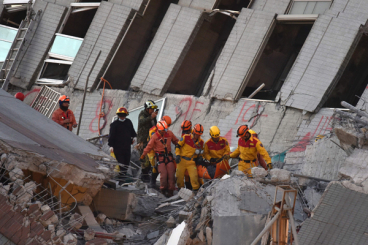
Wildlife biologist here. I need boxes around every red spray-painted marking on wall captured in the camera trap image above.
[224,101,268,144]
[89,100,113,133]
[24,88,41,105]
[289,116,334,152]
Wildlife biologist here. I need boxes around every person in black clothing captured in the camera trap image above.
[108,107,137,182]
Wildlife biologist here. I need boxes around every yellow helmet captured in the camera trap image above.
[209,126,220,138]
[248,129,256,135]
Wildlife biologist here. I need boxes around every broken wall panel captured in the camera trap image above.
[9,1,67,89]
[129,4,203,95]
[69,2,134,90]
[279,16,362,112]
[250,0,291,14]
[178,0,217,10]
[202,9,275,100]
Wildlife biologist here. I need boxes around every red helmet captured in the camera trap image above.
[181,120,192,131]
[116,107,129,115]
[58,95,70,103]
[157,121,168,131]
[237,125,249,138]
[162,115,172,126]
[193,124,204,135]
[14,92,24,101]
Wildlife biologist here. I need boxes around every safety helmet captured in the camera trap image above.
[249,129,258,138]
[193,124,204,136]
[14,92,24,101]
[162,115,172,126]
[144,100,158,110]
[236,125,249,138]
[181,120,192,131]
[116,107,129,116]
[157,120,168,131]
[209,126,220,138]
[59,95,70,103]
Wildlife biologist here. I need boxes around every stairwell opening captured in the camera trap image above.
[322,34,368,108]
[241,22,313,100]
[165,0,250,96]
[102,0,179,90]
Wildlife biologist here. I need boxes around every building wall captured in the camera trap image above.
[68,2,134,90]
[10,0,67,89]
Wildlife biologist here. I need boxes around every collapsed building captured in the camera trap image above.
[2,0,368,244]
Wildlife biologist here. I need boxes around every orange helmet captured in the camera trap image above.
[59,95,70,103]
[193,124,204,135]
[162,115,172,126]
[116,107,129,115]
[157,120,168,131]
[237,125,249,138]
[181,120,192,131]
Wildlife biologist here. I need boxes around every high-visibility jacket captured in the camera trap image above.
[52,108,77,131]
[175,134,204,159]
[230,136,271,164]
[142,130,179,157]
[203,137,230,161]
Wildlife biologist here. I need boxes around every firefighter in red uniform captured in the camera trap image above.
[52,95,77,131]
[140,121,179,197]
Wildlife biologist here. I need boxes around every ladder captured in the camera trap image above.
[0,10,40,91]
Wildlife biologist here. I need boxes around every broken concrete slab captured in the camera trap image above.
[84,228,95,241]
[178,188,194,202]
[269,169,291,183]
[78,205,105,233]
[178,211,192,223]
[166,216,176,228]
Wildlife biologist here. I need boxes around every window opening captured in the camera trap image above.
[323,34,368,108]
[242,23,313,100]
[61,3,99,38]
[288,0,332,15]
[0,25,17,62]
[103,0,179,90]
[166,0,250,96]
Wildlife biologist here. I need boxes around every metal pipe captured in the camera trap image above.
[288,210,300,245]
[292,173,331,182]
[341,101,368,119]
[248,83,265,99]
[77,50,101,135]
[251,211,280,245]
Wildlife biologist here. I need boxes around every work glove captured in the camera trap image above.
[267,163,273,170]
[175,155,181,164]
[109,147,114,153]
[140,155,146,164]
[223,154,230,160]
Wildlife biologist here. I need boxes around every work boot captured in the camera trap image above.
[167,190,174,197]
[150,172,159,189]
[160,189,167,197]
[185,181,192,190]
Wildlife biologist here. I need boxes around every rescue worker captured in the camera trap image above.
[136,100,158,182]
[108,107,137,183]
[249,129,268,170]
[52,95,77,132]
[199,126,230,181]
[181,120,192,135]
[180,120,193,189]
[147,115,172,188]
[230,125,272,177]
[140,120,179,197]
[175,124,204,191]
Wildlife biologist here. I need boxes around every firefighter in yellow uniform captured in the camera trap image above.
[230,125,272,177]
[198,126,231,182]
[175,124,204,191]
[147,116,172,188]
